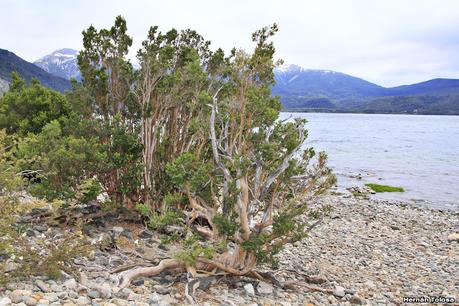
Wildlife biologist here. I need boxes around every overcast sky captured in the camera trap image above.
[1,0,459,87]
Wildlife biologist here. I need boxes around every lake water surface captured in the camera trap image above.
[280,112,459,210]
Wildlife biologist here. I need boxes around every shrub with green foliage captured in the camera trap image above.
[148,210,184,231]
[0,73,72,136]
[0,196,93,284]
[0,130,22,194]
[78,178,103,204]
[0,17,337,289]
[14,120,103,200]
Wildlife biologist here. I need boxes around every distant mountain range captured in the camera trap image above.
[1,48,458,114]
[34,48,81,81]
[0,49,71,94]
[273,64,459,115]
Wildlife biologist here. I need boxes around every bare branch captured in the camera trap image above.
[119,259,184,288]
[259,121,306,201]
[209,86,232,183]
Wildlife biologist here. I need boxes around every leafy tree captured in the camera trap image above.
[0,16,336,300]
[115,21,336,303]
[0,73,72,136]
[15,120,103,200]
[75,16,142,207]
[0,130,22,193]
[134,26,214,208]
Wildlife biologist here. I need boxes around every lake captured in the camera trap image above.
[280,112,459,210]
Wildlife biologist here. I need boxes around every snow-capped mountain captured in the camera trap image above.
[275,64,339,77]
[272,63,459,114]
[0,48,71,93]
[273,64,384,98]
[34,48,80,81]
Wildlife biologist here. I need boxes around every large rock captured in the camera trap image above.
[243,283,255,297]
[111,226,124,234]
[94,283,112,299]
[147,293,162,304]
[87,290,100,299]
[115,288,133,299]
[63,278,77,290]
[152,285,171,295]
[22,297,37,306]
[9,290,32,303]
[4,261,18,273]
[0,297,12,306]
[333,285,346,298]
[447,233,459,242]
[350,294,365,304]
[35,280,51,293]
[75,296,91,306]
[43,293,58,303]
[257,281,274,295]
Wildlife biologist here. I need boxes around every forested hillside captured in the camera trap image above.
[274,65,459,114]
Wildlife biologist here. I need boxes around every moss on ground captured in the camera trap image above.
[365,183,405,193]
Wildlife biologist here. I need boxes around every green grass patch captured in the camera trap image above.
[365,183,405,193]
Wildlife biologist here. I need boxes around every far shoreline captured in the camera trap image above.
[281,109,459,116]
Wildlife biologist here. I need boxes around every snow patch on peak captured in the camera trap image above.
[34,48,81,80]
[276,64,303,73]
[53,53,75,58]
[36,48,78,63]
[275,64,340,75]
[321,70,336,74]
[52,48,78,56]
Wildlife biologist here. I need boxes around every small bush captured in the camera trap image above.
[173,234,215,266]
[148,210,184,231]
[135,203,150,216]
[0,196,94,284]
[78,178,103,204]
[213,214,238,237]
[37,234,93,279]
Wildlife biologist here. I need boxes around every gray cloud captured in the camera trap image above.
[1,0,459,86]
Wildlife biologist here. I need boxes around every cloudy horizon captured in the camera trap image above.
[1,0,459,87]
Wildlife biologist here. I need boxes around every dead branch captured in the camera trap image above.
[110,262,154,274]
[209,86,232,183]
[259,121,305,202]
[118,258,184,288]
[196,258,253,276]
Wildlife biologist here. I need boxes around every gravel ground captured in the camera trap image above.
[274,195,459,305]
[0,194,457,306]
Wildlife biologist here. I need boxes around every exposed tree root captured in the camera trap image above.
[110,262,154,274]
[118,258,184,288]
[246,270,332,294]
[284,268,327,284]
[196,258,254,276]
[285,281,334,294]
[117,257,335,301]
[246,270,283,287]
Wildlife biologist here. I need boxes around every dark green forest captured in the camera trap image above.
[281,94,459,115]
